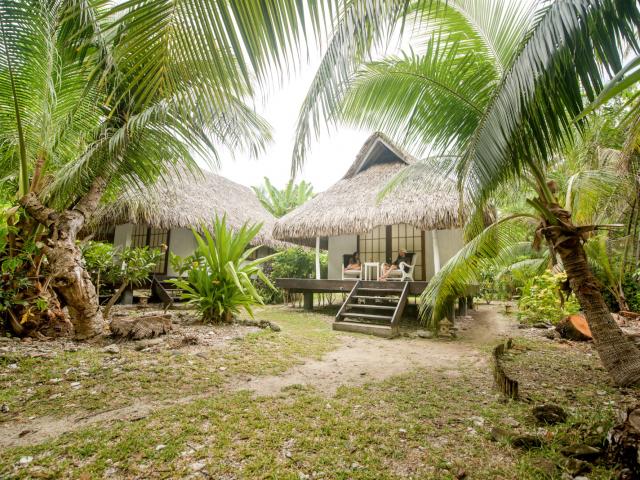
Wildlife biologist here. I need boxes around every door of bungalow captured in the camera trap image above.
[357,224,425,280]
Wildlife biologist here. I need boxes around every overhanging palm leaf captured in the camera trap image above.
[339,44,495,156]
[459,0,640,206]
[410,0,538,75]
[0,1,102,196]
[292,0,415,173]
[100,0,342,116]
[292,0,537,170]
[421,214,537,329]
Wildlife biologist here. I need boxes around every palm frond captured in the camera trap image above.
[459,0,640,206]
[339,43,495,156]
[98,0,338,115]
[291,0,412,173]
[565,168,629,225]
[420,213,537,329]
[0,1,102,197]
[411,0,538,75]
[580,54,640,118]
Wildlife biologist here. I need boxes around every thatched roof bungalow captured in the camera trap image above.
[93,169,287,277]
[273,133,464,281]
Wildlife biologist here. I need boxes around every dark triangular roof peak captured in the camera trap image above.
[342,132,416,180]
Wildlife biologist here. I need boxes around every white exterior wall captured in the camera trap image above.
[327,235,358,280]
[166,227,198,277]
[113,223,134,248]
[423,229,464,280]
[113,224,274,277]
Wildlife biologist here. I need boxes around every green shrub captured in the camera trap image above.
[517,271,580,324]
[81,241,163,317]
[255,247,328,304]
[170,216,277,322]
[270,247,326,279]
[254,260,284,304]
[81,241,162,292]
[0,205,52,332]
[80,241,118,296]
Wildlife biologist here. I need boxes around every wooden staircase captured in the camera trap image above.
[334,281,409,338]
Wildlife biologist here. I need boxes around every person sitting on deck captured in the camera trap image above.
[380,249,410,281]
[344,252,361,271]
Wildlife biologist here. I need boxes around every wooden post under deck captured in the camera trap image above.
[457,297,467,316]
[303,292,314,311]
[445,302,455,324]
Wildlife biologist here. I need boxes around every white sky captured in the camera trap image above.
[211,60,371,193]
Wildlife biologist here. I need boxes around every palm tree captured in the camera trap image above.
[252,177,314,217]
[0,0,331,338]
[292,0,640,385]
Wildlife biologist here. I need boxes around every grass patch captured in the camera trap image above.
[0,306,338,421]
[2,314,638,479]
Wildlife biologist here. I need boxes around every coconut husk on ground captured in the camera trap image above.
[606,404,640,477]
[556,314,592,341]
[109,314,172,340]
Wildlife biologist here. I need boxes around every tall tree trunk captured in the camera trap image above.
[541,202,640,386]
[20,178,107,340]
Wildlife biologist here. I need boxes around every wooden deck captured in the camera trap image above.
[274,278,429,313]
[274,278,429,295]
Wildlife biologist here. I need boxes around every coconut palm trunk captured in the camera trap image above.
[540,200,640,386]
[20,179,107,340]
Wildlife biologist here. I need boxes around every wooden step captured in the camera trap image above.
[346,304,396,311]
[339,317,393,326]
[333,321,397,338]
[357,287,403,293]
[352,295,399,301]
[342,312,393,322]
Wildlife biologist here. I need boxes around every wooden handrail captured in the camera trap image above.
[335,280,361,321]
[390,282,409,331]
[151,276,174,312]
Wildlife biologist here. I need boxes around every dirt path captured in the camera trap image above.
[0,306,513,448]
[238,305,512,396]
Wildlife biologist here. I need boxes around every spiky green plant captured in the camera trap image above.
[171,216,278,323]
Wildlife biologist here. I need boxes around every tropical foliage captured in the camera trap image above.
[293,0,640,385]
[252,177,315,218]
[517,271,580,325]
[170,216,277,323]
[0,0,342,338]
[255,247,328,304]
[81,241,163,316]
[80,241,117,298]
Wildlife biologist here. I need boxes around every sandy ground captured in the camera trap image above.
[239,305,513,396]
[0,305,513,448]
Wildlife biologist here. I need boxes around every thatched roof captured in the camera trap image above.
[273,132,462,240]
[92,169,288,249]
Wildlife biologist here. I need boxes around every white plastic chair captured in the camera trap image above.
[387,253,417,281]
